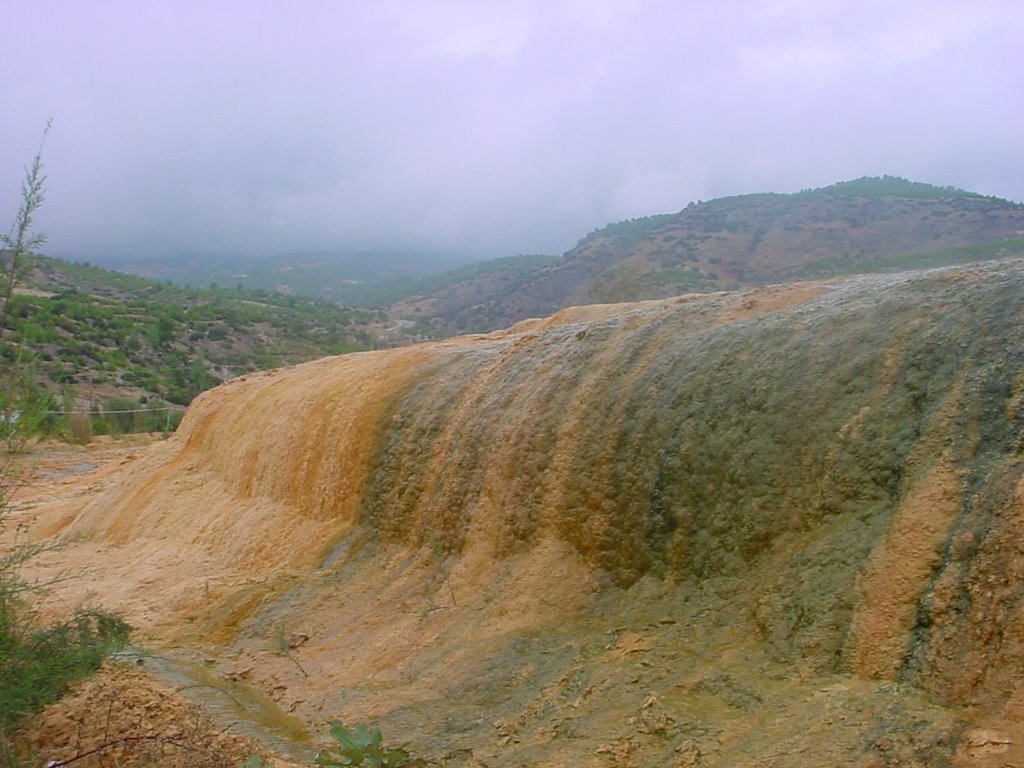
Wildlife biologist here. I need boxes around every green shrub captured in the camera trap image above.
[0,461,130,737]
[0,605,130,732]
[314,721,427,767]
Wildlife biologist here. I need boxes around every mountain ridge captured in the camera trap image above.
[393,176,1024,333]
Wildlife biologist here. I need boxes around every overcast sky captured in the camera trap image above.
[2,0,1022,265]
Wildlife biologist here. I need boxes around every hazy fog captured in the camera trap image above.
[2,0,1021,265]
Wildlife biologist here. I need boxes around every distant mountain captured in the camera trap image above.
[391,177,1024,334]
[110,249,474,308]
[106,176,1024,339]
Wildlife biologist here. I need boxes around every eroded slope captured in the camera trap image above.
[20,262,1024,766]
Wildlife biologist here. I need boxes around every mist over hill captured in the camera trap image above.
[103,177,1024,338]
[105,249,476,308]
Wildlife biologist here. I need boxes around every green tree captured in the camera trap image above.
[0,121,49,338]
[1,123,50,449]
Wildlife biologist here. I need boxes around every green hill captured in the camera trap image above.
[1,257,381,429]
[392,176,1024,334]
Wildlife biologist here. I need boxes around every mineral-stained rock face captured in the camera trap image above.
[36,260,1024,765]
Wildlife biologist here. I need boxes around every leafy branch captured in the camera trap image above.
[314,721,428,767]
[0,119,50,338]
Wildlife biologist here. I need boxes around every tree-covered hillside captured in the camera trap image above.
[2,257,381,424]
[391,177,1024,334]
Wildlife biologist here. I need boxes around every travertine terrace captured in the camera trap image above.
[18,260,1024,766]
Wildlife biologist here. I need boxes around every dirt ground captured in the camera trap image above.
[17,662,262,768]
[5,438,306,767]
